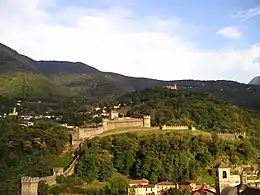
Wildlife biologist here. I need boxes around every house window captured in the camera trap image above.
[223,171,227,179]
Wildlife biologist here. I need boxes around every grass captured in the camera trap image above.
[98,127,211,137]
[46,154,74,168]
[196,171,215,186]
[81,181,107,189]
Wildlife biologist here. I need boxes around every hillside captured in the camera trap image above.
[117,87,260,135]
[2,42,260,110]
[0,43,37,74]
[0,44,70,101]
[33,61,99,76]
[0,120,70,194]
[0,73,70,101]
[46,132,260,194]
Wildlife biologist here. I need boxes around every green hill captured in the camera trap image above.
[0,44,70,101]
[2,42,260,111]
[0,73,70,100]
[0,43,37,74]
[0,120,70,194]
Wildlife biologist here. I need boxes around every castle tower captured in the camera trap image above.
[21,177,39,195]
[110,110,119,120]
[143,115,151,128]
[102,118,108,131]
[215,162,231,195]
[9,107,18,117]
[241,171,247,184]
[53,167,64,176]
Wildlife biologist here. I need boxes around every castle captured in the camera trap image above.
[71,110,151,145]
[164,84,178,90]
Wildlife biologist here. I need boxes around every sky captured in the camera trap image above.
[0,0,260,83]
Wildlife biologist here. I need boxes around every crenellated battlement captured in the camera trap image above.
[109,117,144,122]
[217,132,246,140]
[21,176,40,182]
[160,124,196,131]
[71,111,151,145]
[38,175,55,182]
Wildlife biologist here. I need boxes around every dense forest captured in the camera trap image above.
[117,88,260,135]
[38,132,260,194]
[0,119,70,195]
[54,132,259,194]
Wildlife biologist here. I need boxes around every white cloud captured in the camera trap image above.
[216,26,243,39]
[0,0,260,83]
[234,5,260,21]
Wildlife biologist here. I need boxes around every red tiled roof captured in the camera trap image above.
[195,184,213,191]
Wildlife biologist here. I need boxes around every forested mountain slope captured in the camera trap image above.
[117,88,260,135]
[2,42,260,110]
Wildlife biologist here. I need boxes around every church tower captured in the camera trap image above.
[215,162,231,195]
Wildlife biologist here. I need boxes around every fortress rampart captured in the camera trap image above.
[71,111,151,145]
[217,132,246,140]
[160,124,196,131]
[21,175,57,195]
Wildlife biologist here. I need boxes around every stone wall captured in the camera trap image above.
[217,132,246,140]
[71,115,151,146]
[21,177,39,195]
[105,118,144,130]
[71,127,103,145]
[160,125,196,131]
[21,175,56,195]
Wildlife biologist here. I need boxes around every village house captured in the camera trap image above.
[128,184,158,195]
[128,179,157,195]
[156,181,178,194]
[129,179,149,187]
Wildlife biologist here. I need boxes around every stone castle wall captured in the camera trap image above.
[105,118,144,130]
[217,132,246,140]
[21,175,56,195]
[160,125,196,131]
[71,114,151,145]
[71,127,103,145]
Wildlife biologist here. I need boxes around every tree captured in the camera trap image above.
[104,173,129,195]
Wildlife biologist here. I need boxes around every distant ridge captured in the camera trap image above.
[2,42,260,110]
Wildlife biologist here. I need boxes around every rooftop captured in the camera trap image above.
[129,178,149,185]
[216,162,230,169]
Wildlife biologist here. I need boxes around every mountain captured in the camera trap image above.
[33,61,99,76]
[2,42,260,110]
[0,44,69,100]
[248,76,260,85]
[0,43,37,74]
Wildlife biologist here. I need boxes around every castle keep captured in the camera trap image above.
[102,114,151,131]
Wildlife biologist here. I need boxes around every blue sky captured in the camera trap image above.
[0,0,260,83]
[48,0,260,48]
